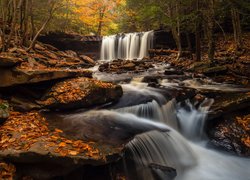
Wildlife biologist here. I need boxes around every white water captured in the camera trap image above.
[100,31,154,60]
[114,83,250,180]
[91,49,250,179]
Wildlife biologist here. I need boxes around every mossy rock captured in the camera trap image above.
[0,102,10,123]
[188,61,211,71]
[202,66,228,76]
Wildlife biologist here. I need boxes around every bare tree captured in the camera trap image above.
[27,0,61,51]
[165,0,182,60]
[195,0,201,61]
[231,7,242,49]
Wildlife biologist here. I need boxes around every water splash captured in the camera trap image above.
[177,98,214,140]
[123,130,197,180]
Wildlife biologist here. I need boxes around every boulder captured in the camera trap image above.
[0,68,92,88]
[164,69,184,75]
[207,92,250,156]
[209,92,250,120]
[188,61,211,71]
[0,111,122,179]
[0,53,23,67]
[123,62,136,69]
[80,55,96,65]
[202,66,228,76]
[208,114,250,156]
[39,77,123,110]
[10,96,41,112]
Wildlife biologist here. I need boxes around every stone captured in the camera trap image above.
[202,66,228,76]
[0,111,123,179]
[10,96,41,112]
[0,67,92,88]
[164,69,184,75]
[209,92,250,120]
[123,62,136,69]
[188,61,211,71]
[80,55,96,65]
[207,92,250,156]
[0,53,23,67]
[39,77,123,110]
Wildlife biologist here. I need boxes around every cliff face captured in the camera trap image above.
[38,32,102,60]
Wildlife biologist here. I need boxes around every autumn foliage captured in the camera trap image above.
[0,111,103,159]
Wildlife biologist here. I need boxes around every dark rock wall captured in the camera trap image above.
[38,31,196,60]
[38,32,102,60]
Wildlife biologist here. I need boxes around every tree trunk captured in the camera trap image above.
[0,0,7,51]
[195,0,201,61]
[231,7,242,50]
[27,1,56,51]
[22,0,29,46]
[29,0,35,39]
[185,32,192,53]
[97,8,105,36]
[6,0,18,50]
[169,1,182,60]
[27,17,50,51]
[172,27,182,59]
[206,0,215,61]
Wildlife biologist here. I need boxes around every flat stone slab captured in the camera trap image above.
[0,68,92,88]
[39,77,123,110]
[0,112,122,166]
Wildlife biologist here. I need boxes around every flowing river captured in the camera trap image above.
[75,31,250,179]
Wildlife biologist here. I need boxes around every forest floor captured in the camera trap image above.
[152,33,250,87]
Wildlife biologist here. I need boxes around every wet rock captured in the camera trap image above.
[208,114,250,156]
[0,53,23,67]
[99,59,154,74]
[202,66,228,76]
[207,91,250,156]
[142,76,161,84]
[164,69,184,75]
[39,77,123,110]
[44,110,169,146]
[149,163,177,180]
[209,92,250,119]
[0,67,92,88]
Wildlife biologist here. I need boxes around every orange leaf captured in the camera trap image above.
[59,142,66,147]
[68,150,79,156]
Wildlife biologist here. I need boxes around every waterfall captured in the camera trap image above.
[53,81,250,180]
[123,131,197,180]
[177,98,214,140]
[100,31,154,60]
[109,83,250,180]
[122,130,250,180]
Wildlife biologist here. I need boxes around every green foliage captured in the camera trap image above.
[0,103,9,110]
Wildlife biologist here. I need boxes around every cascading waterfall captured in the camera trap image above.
[100,31,154,60]
[110,83,250,180]
[56,81,250,180]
